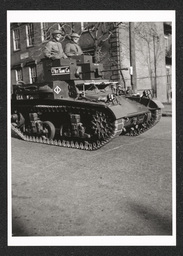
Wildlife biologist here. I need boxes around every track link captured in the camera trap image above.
[11,104,162,150]
[123,109,162,136]
[11,104,123,151]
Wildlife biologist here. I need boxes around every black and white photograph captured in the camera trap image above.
[7,10,175,246]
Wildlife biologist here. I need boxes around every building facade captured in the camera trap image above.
[108,22,172,102]
[164,22,172,102]
[10,22,172,102]
[11,22,60,87]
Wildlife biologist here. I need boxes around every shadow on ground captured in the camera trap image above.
[128,201,172,235]
[11,130,21,139]
[12,208,30,236]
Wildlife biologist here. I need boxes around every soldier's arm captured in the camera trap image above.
[63,52,68,58]
[44,42,53,58]
[65,44,75,57]
[58,43,68,59]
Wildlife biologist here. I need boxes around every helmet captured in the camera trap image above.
[52,30,64,35]
[71,33,80,38]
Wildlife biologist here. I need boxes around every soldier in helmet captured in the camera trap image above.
[44,30,68,59]
[65,33,83,57]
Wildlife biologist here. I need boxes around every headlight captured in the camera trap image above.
[98,96,107,102]
[107,93,114,101]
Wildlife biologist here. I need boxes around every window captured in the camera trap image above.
[26,23,34,47]
[81,22,84,31]
[41,22,51,41]
[29,66,37,83]
[164,36,168,50]
[81,22,89,32]
[57,23,61,30]
[164,35,172,59]
[164,22,172,35]
[12,28,20,51]
[15,68,23,83]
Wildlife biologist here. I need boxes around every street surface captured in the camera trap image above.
[11,117,172,236]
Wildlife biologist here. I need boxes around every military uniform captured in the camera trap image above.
[65,41,83,57]
[65,33,83,57]
[44,38,67,59]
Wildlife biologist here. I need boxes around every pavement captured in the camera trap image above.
[11,116,172,240]
[162,102,172,117]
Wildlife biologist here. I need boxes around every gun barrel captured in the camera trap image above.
[101,68,129,72]
[79,68,129,75]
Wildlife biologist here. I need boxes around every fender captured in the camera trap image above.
[126,95,164,110]
[147,99,164,109]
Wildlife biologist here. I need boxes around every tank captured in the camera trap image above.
[11,55,164,150]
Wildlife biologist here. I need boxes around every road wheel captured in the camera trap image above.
[43,121,55,140]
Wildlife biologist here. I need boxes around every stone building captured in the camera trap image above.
[164,22,172,102]
[10,22,172,102]
[107,22,172,102]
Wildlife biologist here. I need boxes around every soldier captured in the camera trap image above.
[44,30,67,59]
[126,86,133,94]
[65,33,83,57]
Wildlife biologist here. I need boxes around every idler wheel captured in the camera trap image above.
[43,121,55,140]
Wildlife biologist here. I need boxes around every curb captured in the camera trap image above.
[162,103,172,117]
[162,113,172,117]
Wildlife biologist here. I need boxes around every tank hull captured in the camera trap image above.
[11,95,162,150]
[11,55,163,150]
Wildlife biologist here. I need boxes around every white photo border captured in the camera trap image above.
[7,10,176,246]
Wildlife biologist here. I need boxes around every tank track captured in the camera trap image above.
[124,109,162,136]
[11,105,162,151]
[11,104,123,151]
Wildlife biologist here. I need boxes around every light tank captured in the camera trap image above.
[11,55,164,150]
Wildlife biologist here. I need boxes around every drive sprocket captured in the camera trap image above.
[91,111,115,140]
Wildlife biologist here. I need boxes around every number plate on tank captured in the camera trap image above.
[51,66,70,75]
